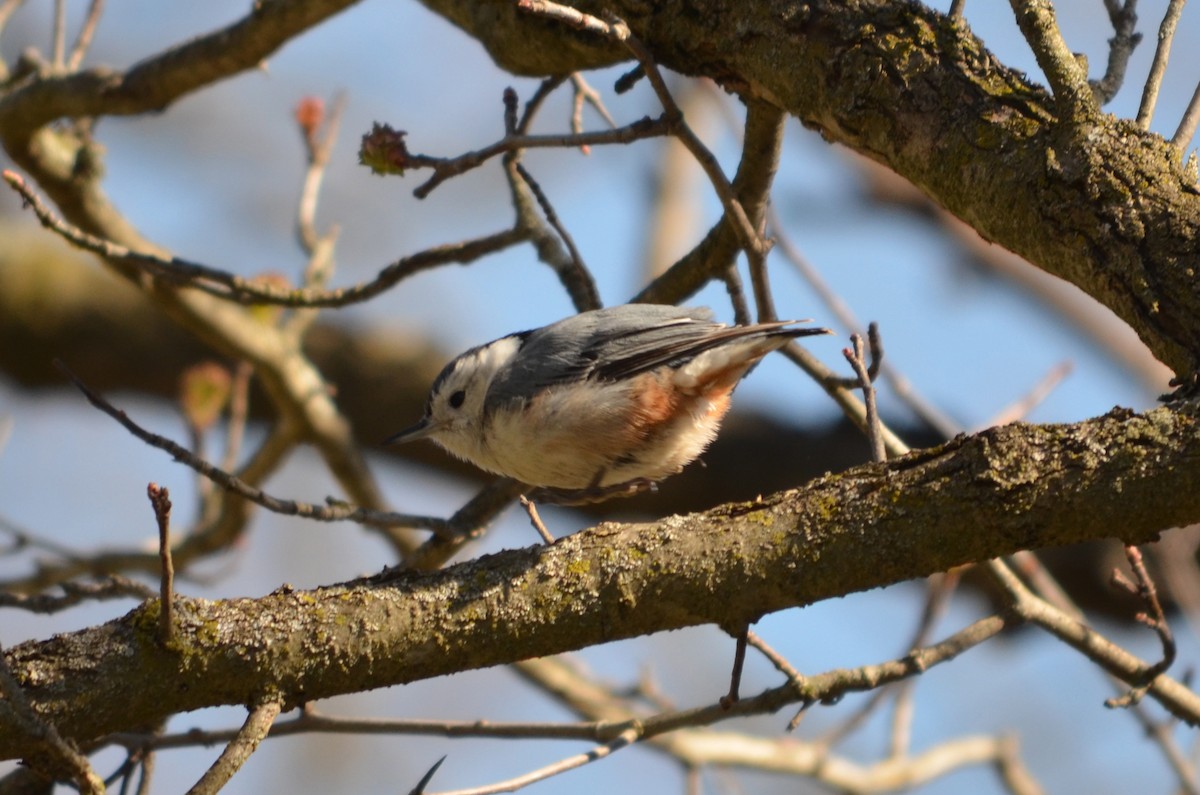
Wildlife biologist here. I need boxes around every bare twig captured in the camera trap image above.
[746,630,806,687]
[1008,0,1098,120]
[1090,0,1141,104]
[185,699,281,795]
[987,560,1200,724]
[134,740,156,795]
[781,338,911,458]
[621,35,766,260]
[515,0,629,38]
[721,267,752,326]
[0,0,27,35]
[720,625,750,708]
[404,117,669,198]
[54,360,454,536]
[519,496,556,544]
[426,726,640,795]
[295,93,346,255]
[735,102,786,322]
[1107,545,1176,707]
[5,167,532,308]
[220,362,253,477]
[570,72,618,142]
[842,331,886,462]
[109,710,611,751]
[1136,0,1186,129]
[0,641,105,793]
[66,0,105,71]
[812,573,960,742]
[51,0,66,69]
[1007,551,1199,792]
[1172,80,1200,149]
[0,575,154,612]
[511,614,1014,787]
[515,76,568,135]
[513,161,596,308]
[949,0,967,19]
[768,190,960,437]
[147,483,175,646]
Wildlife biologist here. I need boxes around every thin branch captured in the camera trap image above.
[768,195,961,438]
[1136,0,1186,129]
[811,573,959,742]
[519,2,768,264]
[109,711,609,751]
[147,483,175,646]
[4,168,531,308]
[781,339,912,458]
[570,72,618,136]
[220,362,253,478]
[842,331,886,462]
[733,100,787,322]
[65,0,105,72]
[511,160,601,311]
[54,361,454,536]
[620,34,765,259]
[185,700,281,795]
[1172,79,1200,149]
[720,625,750,708]
[1089,0,1141,105]
[51,0,66,69]
[404,116,671,199]
[1008,0,1098,120]
[516,0,629,38]
[295,92,345,256]
[721,266,752,326]
[514,613,1013,776]
[1007,550,1199,793]
[427,727,641,795]
[1107,545,1176,706]
[746,630,806,688]
[0,0,26,35]
[987,560,1200,723]
[0,575,155,612]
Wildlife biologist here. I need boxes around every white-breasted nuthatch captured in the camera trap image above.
[386,304,831,501]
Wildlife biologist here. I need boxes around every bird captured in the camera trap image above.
[385,304,831,503]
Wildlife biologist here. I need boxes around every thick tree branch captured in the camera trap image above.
[3,403,1200,757]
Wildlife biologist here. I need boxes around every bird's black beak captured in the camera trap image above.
[382,418,438,446]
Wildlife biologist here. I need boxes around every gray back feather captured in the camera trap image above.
[486,305,719,406]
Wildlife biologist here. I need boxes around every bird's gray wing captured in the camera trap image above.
[485,305,719,404]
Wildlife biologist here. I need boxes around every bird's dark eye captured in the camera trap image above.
[449,389,466,409]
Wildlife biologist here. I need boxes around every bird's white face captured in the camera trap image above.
[418,335,523,465]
